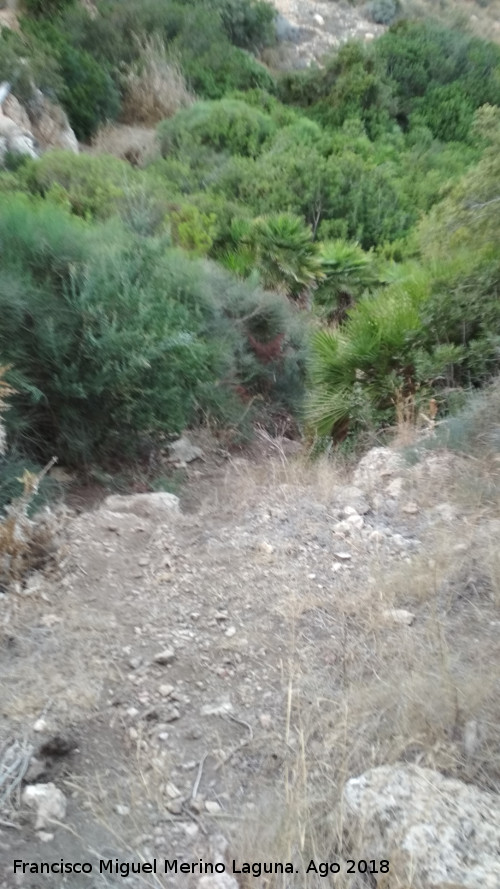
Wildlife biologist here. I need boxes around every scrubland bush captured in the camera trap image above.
[0,197,308,466]
[158,98,275,158]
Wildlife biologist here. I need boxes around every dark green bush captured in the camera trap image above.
[20,19,120,139]
[212,0,276,51]
[158,98,275,158]
[0,28,63,106]
[22,0,74,18]
[367,0,400,25]
[180,40,275,99]
[0,196,309,464]
[18,151,131,219]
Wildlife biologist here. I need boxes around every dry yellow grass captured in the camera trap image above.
[120,34,194,126]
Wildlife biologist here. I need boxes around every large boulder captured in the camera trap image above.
[0,83,78,164]
[352,446,405,492]
[341,764,500,888]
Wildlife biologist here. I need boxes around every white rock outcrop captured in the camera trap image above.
[0,82,78,163]
[342,765,500,888]
[103,492,180,518]
[22,782,67,830]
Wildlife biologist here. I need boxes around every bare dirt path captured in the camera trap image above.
[2,433,499,889]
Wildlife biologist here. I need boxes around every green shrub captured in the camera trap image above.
[234,212,323,298]
[18,151,131,219]
[414,83,475,142]
[0,28,63,106]
[314,240,380,321]
[169,203,217,254]
[158,99,276,158]
[21,19,120,139]
[22,0,75,17]
[180,40,276,99]
[367,0,400,25]
[307,274,426,438]
[0,196,309,465]
[212,0,276,50]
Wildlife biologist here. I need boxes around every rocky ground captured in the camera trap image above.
[1,429,500,889]
[264,0,384,68]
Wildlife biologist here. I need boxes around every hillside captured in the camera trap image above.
[1,1,500,886]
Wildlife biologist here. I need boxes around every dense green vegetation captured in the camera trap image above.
[1,0,500,486]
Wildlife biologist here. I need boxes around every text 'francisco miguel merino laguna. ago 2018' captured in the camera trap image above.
[14,858,391,878]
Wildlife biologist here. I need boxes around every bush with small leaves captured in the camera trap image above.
[158,99,276,158]
[367,0,400,26]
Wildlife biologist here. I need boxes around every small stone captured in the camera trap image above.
[115,805,130,816]
[334,552,352,561]
[453,542,469,554]
[33,719,48,733]
[166,782,182,799]
[166,799,183,815]
[346,513,364,530]
[159,684,175,698]
[258,541,275,555]
[386,477,404,498]
[183,822,199,839]
[22,783,67,830]
[313,13,324,25]
[201,700,233,717]
[154,649,176,665]
[128,657,142,670]
[126,707,139,718]
[168,436,203,463]
[129,727,138,741]
[343,506,359,517]
[190,795,204,813]
[225,626,236,638]
[259,713,272,730]
[382,609,415,627]
[205,800,222,814]
[402,502,419,514]
[158,732,169,742]
[37,831,55,842]
[165,707,181,722]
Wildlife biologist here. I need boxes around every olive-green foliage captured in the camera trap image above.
[280,20,500,143]
[209,0,276,51]
[230,213,323,298]
[20,18,120,139]
[0,196,308,465]
[307,233,500,439]
[158,99,276,158]
[367,0,401,25]
[169,203,217,254]
[18,151,130,219]
[0,27,63,107]
[307,275,425,438]
[0,197,218,463]
[21,0,74,17]
[314,241,380,320]
[376,20,500,135]
[56,0,275,103]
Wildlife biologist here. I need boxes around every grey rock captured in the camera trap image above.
[22,783,67,830]
[168,436,204,463]
[154,648,176,665]
[342,765,500,888]
[104,491,180,517]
